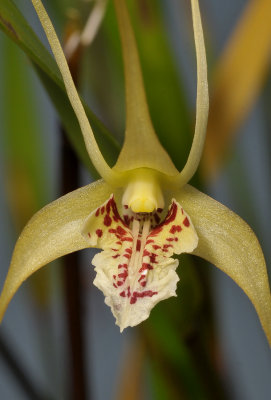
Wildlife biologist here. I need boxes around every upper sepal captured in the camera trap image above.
[112,0,178,177]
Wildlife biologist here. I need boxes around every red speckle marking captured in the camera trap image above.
[170,225,182,234]
[152,244,161,250]
[113,283,117,288]
[166,203,178,223]
[149,227,162,237]
[118,271,128,279]
[112,254,120,259]
[130,290,158,304]
[150,253,158,263]
[146,239,154,244]
[122,237,133,242]
[139,263,153,272]
[119,286,131,298]
[143,250,150,257]
[136,240,141,252]
[96,229,103,238]
[141,282,146,287]
[101,206,105,214]
[95,208,100,217]
[118,263,128,270]
[163,244,173,249]
[88,232,91,238]
[106,200,111,214]
[125,248,132,254]
[117,226,127,236]
[183,217,190,227]
[104,214,112,227]
[123,254,131,259]
[117,281,123,286]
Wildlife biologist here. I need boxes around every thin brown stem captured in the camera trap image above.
[60,128,88,400]
[60,21,89,400]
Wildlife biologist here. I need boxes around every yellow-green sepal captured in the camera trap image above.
[175,184,271,346]
[0,180,112,321]
[112,0,178,177]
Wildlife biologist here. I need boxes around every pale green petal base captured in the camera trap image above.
[0,180,112,321]
[175,184,271,346]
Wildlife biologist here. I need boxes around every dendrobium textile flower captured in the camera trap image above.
[0,0,270,342]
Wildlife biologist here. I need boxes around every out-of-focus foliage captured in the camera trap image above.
[2,37,48,223]
[202,0,271,180]
[0,0,120,176]
[1,33,52,305]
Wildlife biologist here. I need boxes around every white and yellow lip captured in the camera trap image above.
[81,195,198,331]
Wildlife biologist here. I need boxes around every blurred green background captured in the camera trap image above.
[0,0,270,399]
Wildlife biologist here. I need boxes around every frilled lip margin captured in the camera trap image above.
[81,194,198,331]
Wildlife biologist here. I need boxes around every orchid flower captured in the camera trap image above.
[0,0,270,342]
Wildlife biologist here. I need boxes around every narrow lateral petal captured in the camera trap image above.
[31,0,121,185]
[175,184,271,346]
[112,0,178,176]
[83,196,198,331]
[175,0,209,187]
[0,180,112,321]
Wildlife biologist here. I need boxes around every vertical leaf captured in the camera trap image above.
[202,0,271,179]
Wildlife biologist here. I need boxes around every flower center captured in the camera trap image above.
[122,169,164,214]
